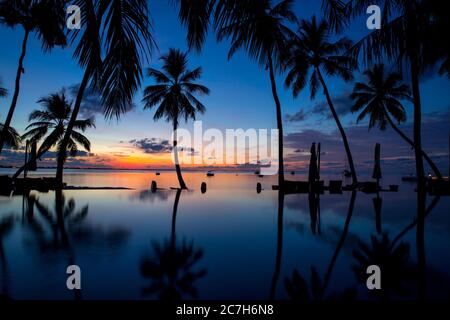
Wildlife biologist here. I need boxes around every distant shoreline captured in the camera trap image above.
[0,166,306,174]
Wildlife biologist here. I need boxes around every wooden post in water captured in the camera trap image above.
[24,140,29,179]
[201,182,207,193]
[151,180,157,192]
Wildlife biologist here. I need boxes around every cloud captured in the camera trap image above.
[283,110,450,176]
[0,148,97,168]
[66,84,136,118]
[130,138,173,154]
[311,92,353,119]
[285,109,307,122]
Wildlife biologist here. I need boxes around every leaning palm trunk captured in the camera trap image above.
[55,69,91,187]
[0,30,29,154]
[267,54,285,187]
[321,190,357,296]
[173,121,188,190]
[12,146,46,179]
[385,112,442,178]
[317,69,358,185]
[171,189,181,245]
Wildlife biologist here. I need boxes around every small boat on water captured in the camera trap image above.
[401,174,418,182]
[206,171,215,177]
[343,169,352,178]
[155,172,160,176]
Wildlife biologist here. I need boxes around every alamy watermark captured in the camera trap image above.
[171,121,279,175]
[66,5,81,30]
[366,5,381,30]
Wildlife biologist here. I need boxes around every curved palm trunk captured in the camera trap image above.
[12,146,48,179]
[267,54,285,188]
[385,113,442,178]
[269,190,284,300]
[321,190,357,296]
[317,69,358,185]
[0,29,30,154]
[173,121,188,190]
[390,195,440,250]
[171,189,182,246]
[56,69,91,187]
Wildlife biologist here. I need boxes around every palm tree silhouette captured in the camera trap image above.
[285,191,358,301]
[269,190,284,300]
[218,0,296,188]
[351,63,442,178]
[0,123,20,150]
[0,0,66,154]
[0,81,21,149]
[55,0,155,186]
[142,49,209,189]
[284,16,358,185]
[176,0,296,188]
[0,214,14,298]
[352,233,416,300]
[13,92,95,179]
[140,190,206,300]
[348,1,442,299]
[349,0,443,205]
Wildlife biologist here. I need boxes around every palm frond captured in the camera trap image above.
[71,130,91,152]
[175,0,213,51]
[0,122,21,149]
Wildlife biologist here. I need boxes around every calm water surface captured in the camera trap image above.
[0,170,449,300]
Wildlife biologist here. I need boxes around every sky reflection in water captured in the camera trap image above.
[0,171,449,300]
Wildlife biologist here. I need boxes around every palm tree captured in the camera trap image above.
[351,64,442,178]
[0,0,66,154]
[0,81,21,149]
[284,16,358,185]
[347,1,442,298]
[55,0,155,187]
[352,233,416,300]
[218,0,295,187]
[348,0,444,197]
[285,191,358,301]
[0,123,21,150]
[12,92,95,179]
[140,190,206,300]
[175,0,296,188]
[142,49,209,189]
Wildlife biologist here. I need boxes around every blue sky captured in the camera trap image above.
[0,0,449,176]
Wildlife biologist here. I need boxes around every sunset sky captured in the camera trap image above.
[0,0,449,176]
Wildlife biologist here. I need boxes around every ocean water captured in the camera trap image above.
[0,170,449,300]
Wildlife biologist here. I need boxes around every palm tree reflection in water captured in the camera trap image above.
[285,191,358,301]
[21,191,130,300]
[284,188,442,301]
[140,190,206,300]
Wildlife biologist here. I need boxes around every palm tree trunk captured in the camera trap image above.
[12,146,48,179]
[173,121,188,189]
[317,69,358,185]
[321,190,357,296]
[55,69,91,187]
[385,113,442,178]
[267,54,285,188]
[0,29,30,154]
[171,189,181,245]
[404,1,427,298]
[269,190,284,300]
